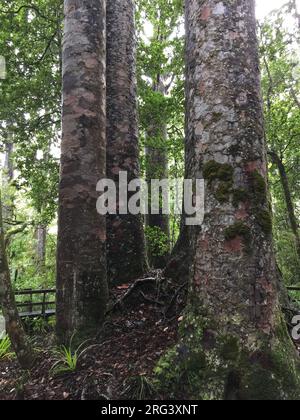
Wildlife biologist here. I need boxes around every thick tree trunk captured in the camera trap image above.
[158,0,300,400]
[0,194,33,369]
[269,150,300,261]
[145,79,170,269]
[106,0,148,285]
[56,0,108,343]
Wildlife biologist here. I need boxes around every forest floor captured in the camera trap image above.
[0,271,185,400]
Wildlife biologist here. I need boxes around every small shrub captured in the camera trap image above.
[145,226,170,258]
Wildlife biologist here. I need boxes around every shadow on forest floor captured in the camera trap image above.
[0,271,186,400]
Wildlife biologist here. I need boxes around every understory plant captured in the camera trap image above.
[0,335,15,360]
[50,334,91,376]
[122,374,157,400]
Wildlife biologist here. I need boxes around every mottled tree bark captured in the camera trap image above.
[106,0,148,285]
[145,79,170,269]
[0,194,33,369]
[56,0,108,343]
[269,150,300,261]
[158,0,300,400]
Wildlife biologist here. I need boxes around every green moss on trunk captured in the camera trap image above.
[233,189,249,208]
[224,222,251,244]
[203,161,234,185]
[154,310,300,400]
[215,182,232,203]
[250,171,267,204]
[256,209,273,235]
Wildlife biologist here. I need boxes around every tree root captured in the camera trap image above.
[109,277,163,312]
[164,282,188,318]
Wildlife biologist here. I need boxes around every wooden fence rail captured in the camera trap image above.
[5,286,300,320]
[15,289,56,319]
[287,287,300,292]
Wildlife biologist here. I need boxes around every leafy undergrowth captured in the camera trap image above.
[0,272,184,400]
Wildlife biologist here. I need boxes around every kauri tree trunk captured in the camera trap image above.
[157,0,300,400]
[56,0,108,343]
[0,193,33,369]
[107,0,148,285]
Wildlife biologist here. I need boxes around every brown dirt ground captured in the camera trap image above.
[0,274,185,400]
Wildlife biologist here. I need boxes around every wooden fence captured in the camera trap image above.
[15,288,56,319]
